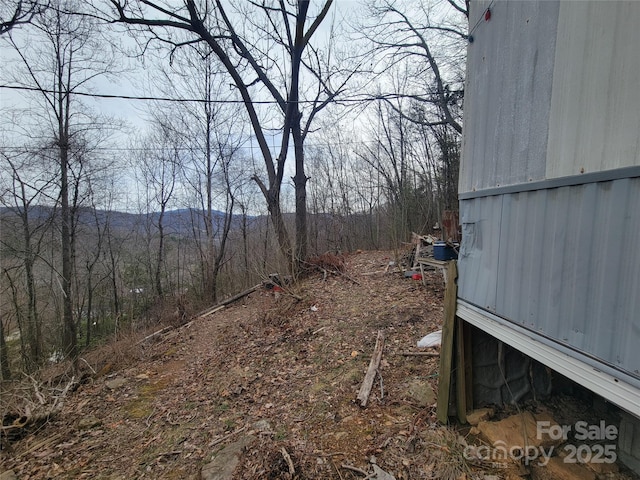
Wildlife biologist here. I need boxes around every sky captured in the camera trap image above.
[0,0,466,213]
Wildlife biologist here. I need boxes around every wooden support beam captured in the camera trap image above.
[463,321,474,411]
[436,260,458,423]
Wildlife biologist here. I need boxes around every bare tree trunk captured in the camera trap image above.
[0,310,11,380]
[60,126,77,365]
[106,224,120,319]
[292,129,308,266]
[155,209,165,298]
[110,0,339,275]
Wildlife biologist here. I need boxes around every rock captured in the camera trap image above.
[0,470,17,480]
[201,434,256,480]
[531,456,596,480]
[586,460,619,475]
[371,464,396,480]
[556,444,619,475]
[250,419,272,434]
[334,431,348,440]
[467,407,495,426]
[106,377,127,390]
[77,416,102,430]
[405,379,435,407]
[477,411,563,450]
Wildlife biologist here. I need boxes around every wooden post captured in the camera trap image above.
[436,261,458,423]
[463,321,473,411]
[455,317,469,424]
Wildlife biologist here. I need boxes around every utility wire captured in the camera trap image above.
[0,84,444,105]
[0,138,386,153]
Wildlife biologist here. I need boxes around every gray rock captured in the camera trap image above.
[372,465,396,480]
[201,435,256,480]
[405,379,435,407]
[106,377,127,390]
[251,419,272,434]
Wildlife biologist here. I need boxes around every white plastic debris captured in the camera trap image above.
[417,330,442,348]
[310,305,318,312]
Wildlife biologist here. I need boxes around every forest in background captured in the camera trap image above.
[0,0,467,377]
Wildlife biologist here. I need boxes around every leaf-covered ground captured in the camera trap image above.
[7,250,631,480]
[4,250,466,478]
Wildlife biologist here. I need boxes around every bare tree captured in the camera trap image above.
[361,0,467,134]
[133,125,180,299]
[101,0,358,270]
[148,41,245,302]
[351,0,467,238]
[4,0,120,365]
[0,0,46,35]
[0,151,56,371]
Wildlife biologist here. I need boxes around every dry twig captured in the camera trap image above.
[341,464,370,477]
[281,447,295,475]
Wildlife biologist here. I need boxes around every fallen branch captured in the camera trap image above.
[356,330,385,407]
[199,305,225,318]
[334,269,361,286]
[207,426,247,448]
[394,351,440,357]
[196,284,262,318]
[51,375,75,412]
[136,326,173,346]
[281,447,295,475]
[341,464,370,476]
[361,270,385,276]
[15,433,63,458]
[157,450,181,458]
[79,357,97,374]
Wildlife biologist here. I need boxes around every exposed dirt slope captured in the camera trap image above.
[1,251,479,479]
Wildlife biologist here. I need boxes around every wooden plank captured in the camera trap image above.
[417,258,449,285]
[356,330,385,407]
[416,257,448,268]
[455,317,467,424]
[436,260,458,423]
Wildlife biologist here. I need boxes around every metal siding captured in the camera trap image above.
[458,178,640,380]
[546,1,640,178]
[458,195,502,312]
[459,0,558,193]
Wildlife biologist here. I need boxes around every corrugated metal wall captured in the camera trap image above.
[458,1,640,382]
[460,1,640,194]
[459,178,640,379]
[547,1,640,178]
[459,0,559,193]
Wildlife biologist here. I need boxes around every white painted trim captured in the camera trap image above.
[457,300,640,418]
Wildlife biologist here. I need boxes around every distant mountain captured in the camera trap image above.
[0,206,255,237]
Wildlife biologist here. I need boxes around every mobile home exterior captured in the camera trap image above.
[457,0,640,419]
